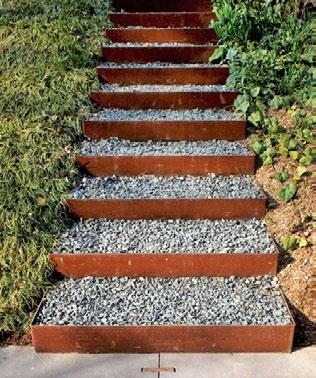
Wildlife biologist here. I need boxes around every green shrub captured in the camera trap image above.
[210,0,312,113]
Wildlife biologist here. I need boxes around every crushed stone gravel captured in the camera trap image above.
[105,42,215,47]
[56,219,275,254]
[101,84,234,92]
[99,62,226,68]
[88,108,241,121]
[70,175,264,200]
[79,138,251,156]
[35,276,292,326]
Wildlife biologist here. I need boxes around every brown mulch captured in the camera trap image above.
[255,157,313,348]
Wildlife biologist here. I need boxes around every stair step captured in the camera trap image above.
[104,28,218,44]
[91,84,237,109]
[32,276,294,353]
[66,175,266,220]
[52,219,277,278]
[101,45,216,63]
[109,12,216,28]
[83,109,246,141]
[112,0,212,12]
[76,138,254,176]
[96,63,229,84]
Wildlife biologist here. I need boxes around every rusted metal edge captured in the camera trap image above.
[90,91,238,110]
[74,154,255,176]
[101,46,216,63]
[31,322,295,353]
[49,251,279,278]
[109,12,216,28]
[82,119,247,141]
[96,65,229,85]
[112,0,212,12]
[64,198,267,220]
[103,28,218,44]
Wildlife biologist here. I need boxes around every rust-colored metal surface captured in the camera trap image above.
[65,198,267,220]
[101,46,216,63]
[112,0,212,12]
[104,28,218,44]
[75,155,255,176]
[109,12,216,28]
[31,323,294,353]
[96,66,229,85]
[82,120,247,141]
[91,91,238,110]
[50,252,279,278]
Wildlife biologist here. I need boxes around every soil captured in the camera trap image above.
[255,156,313,348]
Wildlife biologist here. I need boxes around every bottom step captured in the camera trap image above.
[32,276,294,353]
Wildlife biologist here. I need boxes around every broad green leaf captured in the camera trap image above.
[209,47,225,62]
[289,151,299,160]
[288,139,297,150]
[298,237,308,248]
[251,140,263,154]
[248,111,262,126]
[296,166,308,177]
[280,235,298,251]
[278,146,289,157]
[299,155,312,166]
[250,86,260,97]
[234,95,250,114]
[275,170,289,183]
[278,183,297,203]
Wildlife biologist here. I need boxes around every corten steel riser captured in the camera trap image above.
[75,155,255,176]
[96,66,229,85]
[82,120,247,141]
[91,91,238,110]
[101,46,216,63]
[112,0,212,12]
[50,251,279,278]
[31,323,294,353]
[104,28,218,44]
[109,12,216,28]
[65,198,267,220]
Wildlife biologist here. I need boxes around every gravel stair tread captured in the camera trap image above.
[79,138,251,156]
[56,219,274,254]
[87,108,242,121]
[98,63,226,67]
[100,84,235,92]
[35,276,292,326]
[104,42,216,47]
[70,175,264,200]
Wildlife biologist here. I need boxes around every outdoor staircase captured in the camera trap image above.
[32,0,295,353]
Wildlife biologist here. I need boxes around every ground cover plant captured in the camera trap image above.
[0,0,112,339]
[210,0,313,346]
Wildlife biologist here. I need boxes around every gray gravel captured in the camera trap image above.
[101,84,234,92]
[70,175,264,200]
[57,219,274,254]
[79,138,250,156]
[35,276,292,326]
[105,42,215,47]
[99,62,226,68]
[88,108,241,121]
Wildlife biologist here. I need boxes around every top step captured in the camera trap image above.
[109,12,216,28]
[112,0,212,12]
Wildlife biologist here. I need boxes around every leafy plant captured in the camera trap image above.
[278,183,297,203]
[276,170,290,183]
[280,235,298,250]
